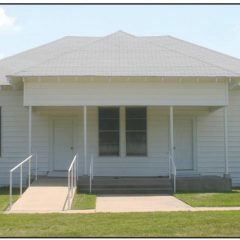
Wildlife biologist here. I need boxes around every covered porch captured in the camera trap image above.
[10,75,232,193]
[26,104,231,193]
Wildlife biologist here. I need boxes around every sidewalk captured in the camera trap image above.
[6,194,240,214]
[96,194,193,212]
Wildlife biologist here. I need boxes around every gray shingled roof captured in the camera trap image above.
[0,36,99,84]
[1,31,240,84]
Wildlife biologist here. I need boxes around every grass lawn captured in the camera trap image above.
[0,187,19,211]
[175,189,240,207]
[0,188,240,237]
[71,193,96,210]
[0,211,240,237]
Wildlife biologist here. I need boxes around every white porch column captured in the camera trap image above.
[83,106,87,175]
[169,106,176,193]
[224,106,229,175]
[169,106,174,174]
[170,106,174,157]
[28,106,32,155]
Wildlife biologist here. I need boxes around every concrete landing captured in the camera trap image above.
[96,194,193,212]
[9,177,69,213]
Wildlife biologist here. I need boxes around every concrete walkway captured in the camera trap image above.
[193,207,240,211]
[96,194,193,212]
[7,192,240,214]
[95,195,240,212]
[9,177,69,213]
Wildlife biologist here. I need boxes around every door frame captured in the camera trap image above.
[48,116,78,172]
[174,115,198,173]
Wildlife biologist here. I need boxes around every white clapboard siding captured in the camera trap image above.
[197,107,225,175]
[228,90,240,186]
[0,90,28,186]
[24,78,228,106]
[1,88,240,186]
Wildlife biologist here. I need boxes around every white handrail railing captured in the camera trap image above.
[9,153,38,209]
[169,152,177,193]
[67,154,78,210]
[89,155,94,193]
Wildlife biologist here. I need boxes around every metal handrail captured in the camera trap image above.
[169,152,177,193]
[89,155,94,193]
[67,154,78,210]
[9,153,38,209]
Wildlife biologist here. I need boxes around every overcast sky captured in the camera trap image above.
[0,5,240,59]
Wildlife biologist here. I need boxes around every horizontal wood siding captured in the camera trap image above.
[228,90,240,186]
[24,79,228,106]
[1,88,240,186]
[197,108,225,175]
[0,90,28,185]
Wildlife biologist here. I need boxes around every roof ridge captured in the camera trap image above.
[11,36,106,75]
[139,35,172,38]
[0,36,68,64]
[165,36,240,75]
[12,31,137,75]
[169,35,240,62]
[63,36,101,38]
[142,36,238,76]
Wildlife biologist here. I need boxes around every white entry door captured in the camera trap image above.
[53,119,74,171]
[175,118,194,170]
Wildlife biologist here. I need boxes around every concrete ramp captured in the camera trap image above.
[9,177,69,213]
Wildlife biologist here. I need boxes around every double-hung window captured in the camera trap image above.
[99,107,120,156]
[126,107,147,156]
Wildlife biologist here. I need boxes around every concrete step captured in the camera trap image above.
[79,185,172,189]
[78,177,170,184]
[78,176,173,194]
[79,183,172,188]
[78,187,173,194]
[48,171,68,178]
[80,188,172,194]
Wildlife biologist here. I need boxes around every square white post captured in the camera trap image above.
[28,106,32,187]
[169,106,176,193]
[28,106,32,155]
[83,106,87,175]
[169,106,174,166]
[224,106,229,175]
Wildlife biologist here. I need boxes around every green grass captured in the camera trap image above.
[71,193,96,210]
[0,187,19,211]
[175,189,240,207]
[0,211,240,237]
[1,188,240,237]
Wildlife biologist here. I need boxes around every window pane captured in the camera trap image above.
[99,144,119,156]
[99,132,119,144]
[99,107,119,119]
[126,119,146,131]
[126,107,147,156]
[126,132,147,156]
[99,119,119,131]
[126,107,146,118]
[98,107,120,156]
